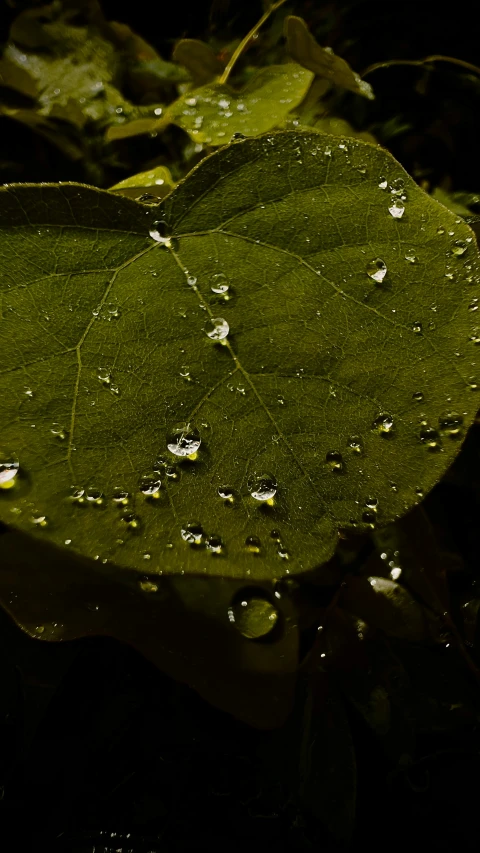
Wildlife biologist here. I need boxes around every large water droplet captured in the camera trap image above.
[366,258,387,283]
[149,220,173,245]
[325,450,344,472]
[228,590,279,639]
[452,240,468,257]
[186,275,197,286]
[248,473,277,502]
[438,411,463,437]
[139,474,162,497]
[167,422,201,457]
[0,450,19,487]
[390,177,405,195]
[181,521,204,545]
[373,413,394,434]
[388,199,405,218]
[205,317,229,341]
[86,488,104,506]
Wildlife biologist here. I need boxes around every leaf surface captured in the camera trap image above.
[0,130,479,583]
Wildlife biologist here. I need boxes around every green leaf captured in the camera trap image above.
[109,165,175,201]
[108,64,314,145]
[285,15,374,100]
[172,39,225,86]
[0,130,479,584]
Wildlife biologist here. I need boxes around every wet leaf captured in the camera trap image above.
[285,16,374,100]
[0,130,479,584]
[173,39,225,86]
[108,64,314,144]
[110,165,175,201]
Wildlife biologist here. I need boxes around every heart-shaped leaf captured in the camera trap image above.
[0,130,478,584]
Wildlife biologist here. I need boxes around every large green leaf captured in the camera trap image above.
[0,130,479,584]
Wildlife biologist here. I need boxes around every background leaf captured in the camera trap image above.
[0,130,479,585]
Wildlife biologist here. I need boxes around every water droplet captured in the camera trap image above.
[139,474,162,497]
[388,199,405,218]
[248,473,277,502]
[181,521,204,545]
[70,486,85,504]
[378,177,388,190]
[228,591,279,639]
[187,275,197,286]
[167,422,201,457]
[365,497,378,509]
[373,413,394,435]
[232,132,246,140]
[31,513,48,527]
[206,534,223,554]
[50,423,67,440]
[112,488,129,506]
[35,625,45,634]
[121,512,141,529]
[136,193,160,205]
[245,535,261,554]
[205,317,229,341]
[437,226,445,235]
[366,258,387,283]
[452,240,468,257]
[139,578,158,593]
[346,435,363,454]
[412,391,424,402]
[179,365,191,381]
[469,330,480,345]
[86,488,104,506]
[98,367,112,384]
[412,321,423,334]
[325,450,344,472]
[165,465,179,479]
[405,250,417,263]
[106,303,121,319]
[420,426,442,451]
[218,485,235,504]
[468,376,479,391]
[469,299,478,312]
[277,547,291,560]
[438,411,463,437]
[0,451,19,487]
[211,273,229,294]
[149,220,170,243]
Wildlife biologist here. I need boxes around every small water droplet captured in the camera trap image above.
[136,193,160,205]
[98,367,112,384]
[437,226,445,235]
[245,535,261,554]
[112,488,129,506]
[86,488,104,506]
[31,513,48,527]
[165,465,179,479]
[0,451,19,487]
[187,275,197,286]
[228,591,279,639]
[412,321,423,334]
[50,423,67,440]
[452,240,468,257]
[420,426,442,451]
[412,391,424,402]
[325,450,344,472]
[139,474,162,497]
[277,547,291,560]
[468,299,478,312]
[405,250,417,263]
[121,512,141,529]
[179,365,192,381]
[346,435,363,455]
[366,258,387,283]
[373,413,394,435]
[388,199,405,218]
[206,534,223,554]
[390,178,405,195]
[181,521,204,545]
[167,422,201,457]
[35,625,45,634]
[218,485,235,504]
[469,330,480,345]
[438,411,463,437]
[365,497,378,509]
[378,177,388,190]
[211,273,229,294]
[205,317,229,341]
[248,473,277,502]
[70,486,85,504]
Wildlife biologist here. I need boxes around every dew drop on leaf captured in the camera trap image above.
[86,488,104,506]
[206,534,223,554]
[412,321,423,334]
[187,275,197,286]
[245,535,261,554]
[211,273,229,294]
[247,473,277,501]
[181,521,204,545]
[139,474,162,497]
[366,258,387,282]
[420,427,442,451]
[468,299,478,312]
[0,450,19,487]
[121,512,141,529]
[98,367,112,385]
[139,579,158,593]
[325,450,344,472]
[346,435,363,454]
[452,240,468,257]
[70,486,85,504]
[50,423,67,440]
[112,488,129,506]
[437,226,445,235]
[405,250,417,263]
[388,199,405,219]
[167,422,201,457]
[205,317,229,341]
[438,411,464,437]
[218,485,235,504]
[378,177,388,190]
[373,413,394,434]
[412,391,424,402]
[228,591,279,639]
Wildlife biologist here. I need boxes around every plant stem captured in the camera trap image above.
[218,0,288,85]
[362,54,480,79]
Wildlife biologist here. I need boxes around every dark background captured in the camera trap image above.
[1,1,480,851]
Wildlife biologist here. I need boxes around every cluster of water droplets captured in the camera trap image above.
[379,175,407,219]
